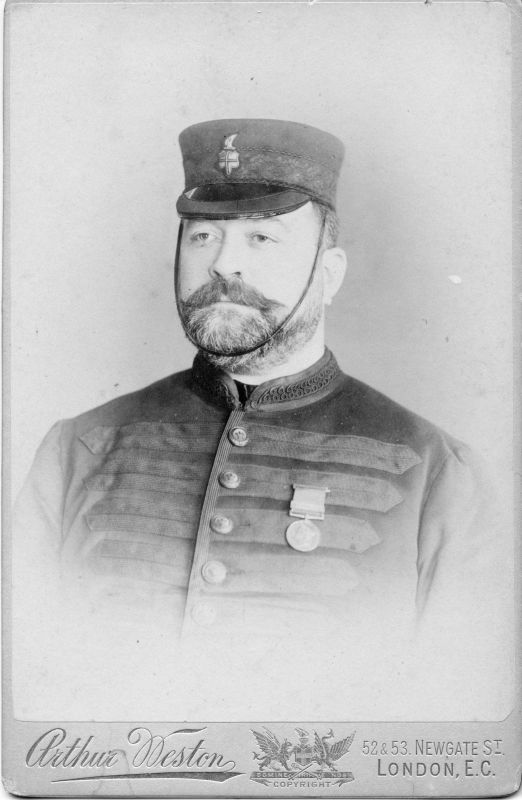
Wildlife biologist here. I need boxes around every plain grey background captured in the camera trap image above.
[3,0,519,737]
[6,0,514,517]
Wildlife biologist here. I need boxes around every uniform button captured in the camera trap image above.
[191,602,217,626]
[286,519,321,552]
[218,470,240,489]
[201,560,227,584]
[228,427,249,447]
[210,515,234,534]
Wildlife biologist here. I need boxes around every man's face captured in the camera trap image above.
[176,201,328,369]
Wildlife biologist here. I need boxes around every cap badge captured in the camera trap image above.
[218,133,239,177]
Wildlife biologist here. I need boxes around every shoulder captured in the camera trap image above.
[334,371,469,463]
[334,375,491,527]
[59,369,194,436]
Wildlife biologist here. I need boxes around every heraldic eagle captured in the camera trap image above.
[251,727,292,771]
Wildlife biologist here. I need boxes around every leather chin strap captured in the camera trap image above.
[174,214,326,358]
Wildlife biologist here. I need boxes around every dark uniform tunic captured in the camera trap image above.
[13,349,507,719]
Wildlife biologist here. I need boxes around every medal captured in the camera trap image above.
[286,484,330,552]
[286,518,321,552]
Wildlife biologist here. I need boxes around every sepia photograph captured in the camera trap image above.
[3,0,520,795]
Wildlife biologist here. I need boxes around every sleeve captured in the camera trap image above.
[413,443,515,717]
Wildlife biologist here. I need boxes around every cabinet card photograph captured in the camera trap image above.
[3,0,521,796]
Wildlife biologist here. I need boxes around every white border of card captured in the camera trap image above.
[2,0,521,796]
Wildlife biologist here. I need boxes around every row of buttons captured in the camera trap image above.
[191,428,249,623]
[207,428,248,540]
[198,428,248,591]
[212,467,240,535]
[187,427,248,626]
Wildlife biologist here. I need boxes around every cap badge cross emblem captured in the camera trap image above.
[218,133,240,177]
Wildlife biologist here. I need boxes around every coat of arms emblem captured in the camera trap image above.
[250,726,355,787]
[218,133,239,176]
[293,729,315,766]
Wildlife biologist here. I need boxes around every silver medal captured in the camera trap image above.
[285,518,321,552]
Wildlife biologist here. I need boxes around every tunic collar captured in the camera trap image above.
[191,348,342,412]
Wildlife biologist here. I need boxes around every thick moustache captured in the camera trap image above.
[183,278,284,314]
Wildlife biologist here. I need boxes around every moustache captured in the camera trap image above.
[181,277,285,315]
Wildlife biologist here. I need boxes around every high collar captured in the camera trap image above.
[191,348,343,412]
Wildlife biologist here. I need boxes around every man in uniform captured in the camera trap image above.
[13,119,509,719]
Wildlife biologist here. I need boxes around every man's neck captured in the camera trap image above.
[226,327,326,386]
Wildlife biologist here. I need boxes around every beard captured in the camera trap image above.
[178,275,323,374]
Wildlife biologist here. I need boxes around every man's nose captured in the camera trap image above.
[209,239,243,280]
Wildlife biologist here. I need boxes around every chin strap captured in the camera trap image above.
[174,214,325,358]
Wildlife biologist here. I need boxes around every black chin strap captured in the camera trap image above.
[174,215,325,358]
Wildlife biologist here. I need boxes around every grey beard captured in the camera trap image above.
[202,304,322,373]
[178,274,323,374]
[182,303,278,356]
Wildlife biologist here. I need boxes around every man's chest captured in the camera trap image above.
[60,410,429,634]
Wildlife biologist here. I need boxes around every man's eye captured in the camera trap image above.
[190,232,215,243]
[251,233,274,244]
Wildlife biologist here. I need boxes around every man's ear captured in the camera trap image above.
[321,247,347,305]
